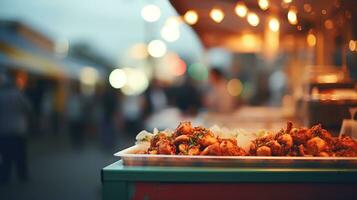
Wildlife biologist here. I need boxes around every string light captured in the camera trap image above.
[247,12,260,26]
[141,4,161,22]
[321,9,327,15]
[235,2,248,18]
[287,8,298,25]
[210,8,225,23]
[268,18,280,32]
[184,10,198,25]
[283,0,292,3]
[258,0,269,11]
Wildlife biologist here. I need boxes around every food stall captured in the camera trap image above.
[102,1,357,199]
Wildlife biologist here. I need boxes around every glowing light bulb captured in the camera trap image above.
[184,10,198,25]
[287,9,298,25]
[141,4,161,22]
[283,0,292,3]
[235,2,248,17]
[258,0,269,11]
[210,8,224,23]
[269,18,280,32]
[148,40,167,58]
[247,12,260,26]
[307,33,316,47]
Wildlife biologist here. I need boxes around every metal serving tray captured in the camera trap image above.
[115,144,357,168]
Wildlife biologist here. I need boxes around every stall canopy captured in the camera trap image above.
[0,21,105,80]
[170,0,357,52]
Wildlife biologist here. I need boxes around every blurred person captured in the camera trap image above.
[143,79,168,118]
[205,68,235,113]
[66,82,84,148]
[0,71,31,184]
[175,77,201,116]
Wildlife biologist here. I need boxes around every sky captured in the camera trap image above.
[0,0,203,67]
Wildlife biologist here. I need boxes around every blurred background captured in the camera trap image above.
[0,0,356,199]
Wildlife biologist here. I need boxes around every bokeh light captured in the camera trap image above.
[258,0,269,11]
[141,4,161,22]
[324,20,334,29]
[129,43,148,59]
[210,8,225,23]
[227,78,243,97]
[161,25,180,42]
[303,3,312,13]
[184,10,198,25]
[247,12,260,26]
[307,33,316,47]
[80,66,98,86]
[188,63,209,81]
[148,40,167,58]
[165,16,182,28]
[173,58,186,76]
[349,40,356,51]
[235,2,248,18]
[288,9,298,25]
[268,18,280,32]
[109,69,127,89]
[121,68,149,96]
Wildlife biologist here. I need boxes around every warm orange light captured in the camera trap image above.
[184,10,198,25]
[288,9,298,25]
[258,0,269,11]
[16,72,28,90]
[227,79,243,97]
[210,8,224,23]
[247,12,260,26]
[307,33,316,47]
[349,40,356,51]
[235,2,248,18]
[324,20,334,29]
[268,18,280,32]
[303,3,312,13]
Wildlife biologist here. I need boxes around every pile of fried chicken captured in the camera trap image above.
[144,121,357,157]
[250,121,357,157]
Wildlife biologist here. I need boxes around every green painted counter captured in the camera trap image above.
[101,160,357,200]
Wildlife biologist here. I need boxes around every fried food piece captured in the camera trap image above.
[256,146,272,156]
[268,140,282,156]
[198,132,217,147]
[291,128,312,145]
[306,137,328,156]
[188,145,200,155]
[174,121,194,137]
[174,135,190,144]
[200,143,221,156]
[333,135,357,157]
[278,134,293,152]
[157,139,175,155]
[219,139,246,156]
